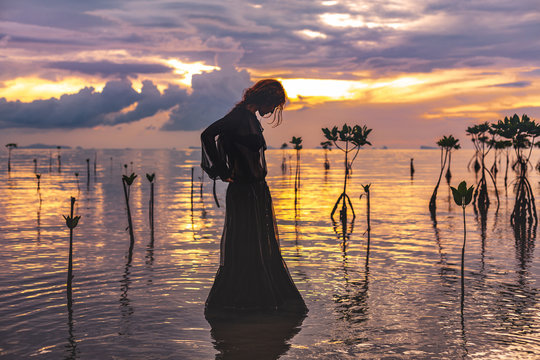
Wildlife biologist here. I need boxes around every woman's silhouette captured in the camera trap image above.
[201,79,307,317]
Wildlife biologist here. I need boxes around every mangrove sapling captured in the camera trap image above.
[321,141,332,170]
[33,158,37,174]
[445,143,460,184]
[75,172,80,192]
[5,143,17,172]
[493,114,540,229]
[410,158,415,179]
[63,197,81,296]
[36,174,41,190]
[360,184,372,264]
[199,169,204,199]
[495,140,512,193]
[429,135,460,215]
[57,146,62,173]
[122,173,137,248]
[280,143,288,173]
[450,181,474,304]
[146,173,155,243]
[86,158,90,189]
[466,123,499,213]
[322,124,372,221]
[290,136,303,202]
[191,167,194,212]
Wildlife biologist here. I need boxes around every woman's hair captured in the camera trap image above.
[240,79,286,127]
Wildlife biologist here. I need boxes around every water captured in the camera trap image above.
[0,148,539,359]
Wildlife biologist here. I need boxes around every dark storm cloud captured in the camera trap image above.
[47,61,174,78]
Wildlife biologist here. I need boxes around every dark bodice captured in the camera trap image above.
[201,104,267,183]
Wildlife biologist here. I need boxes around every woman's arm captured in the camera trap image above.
[201,113,236,180]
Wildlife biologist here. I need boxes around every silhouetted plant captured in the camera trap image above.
[33,158,37,174]
[445,139,461,184]
[146,173,155,243]
[199,169,204,198]
[450,181,473,303]
[280,143,288,173]
[86,158,90,189]
[36,173,41,190]
[122,173,137,247]
[322,124,372,221]
[492,114,540,229]
[466,123,499,213]
[191,167,195,211]
[74,172,80,191]
[429,135,460,215]
[5,143,17,172]
[360,184,372,263]
[492,140,512,192]
[321,141,332,170]
[63,197,81,294]
[57,146,62,172]
[410,158,415,179]
[290,136,303,203]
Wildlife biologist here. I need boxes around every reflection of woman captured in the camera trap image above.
[201,79,307,317]
[208,312,304,359]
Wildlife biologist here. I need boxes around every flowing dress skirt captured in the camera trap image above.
[205,180,307,317]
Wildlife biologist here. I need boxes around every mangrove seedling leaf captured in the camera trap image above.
[123,173,137,185]
[457,180,467,194]
[63,215,81,229]
[146,173,155,182]
[465,185,474,205]
[451,186,463,206]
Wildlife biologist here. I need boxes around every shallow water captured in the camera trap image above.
[0,148,539,359]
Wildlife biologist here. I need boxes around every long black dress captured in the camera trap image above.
[201,104,307,317]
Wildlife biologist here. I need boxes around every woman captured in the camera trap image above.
[201,79,307,317]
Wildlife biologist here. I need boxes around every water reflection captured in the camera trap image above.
[333,245,369,325]
[119,247,134,336]
[2,149,540,359]
[65,286,78,360]
[208,312,305,360]
[36,189,42,243]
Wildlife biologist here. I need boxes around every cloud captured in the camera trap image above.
[491,81,531,88]
[0,79,186,129]
[0,65,252,131]
[113,81,187,124]
[161,65,252,131]
[47,60,174,78]
[3,0,540,80]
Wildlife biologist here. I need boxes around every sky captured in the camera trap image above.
[1,0,540,149]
